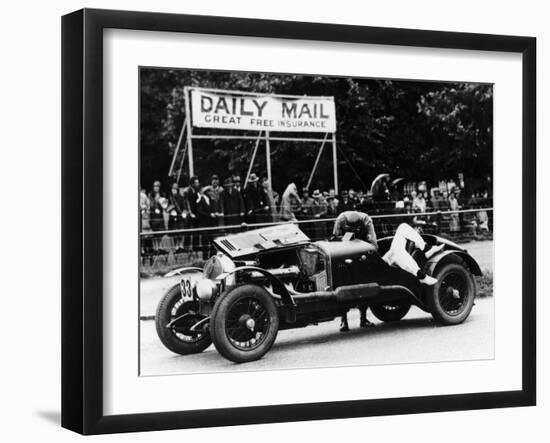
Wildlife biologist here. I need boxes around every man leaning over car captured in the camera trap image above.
[333,211,444,332]
[332,211,378,331]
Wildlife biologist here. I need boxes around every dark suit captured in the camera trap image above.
[219,188,245,226]
[243,184,269,224]
[196,196,216,258]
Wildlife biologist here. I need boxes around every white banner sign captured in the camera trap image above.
[190,88,336,132]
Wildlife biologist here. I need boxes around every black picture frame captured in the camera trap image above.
[61,8,536,435]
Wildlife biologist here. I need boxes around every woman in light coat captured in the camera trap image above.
[279,182,302,222]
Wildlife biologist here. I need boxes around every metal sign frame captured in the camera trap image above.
[169,86,339,192]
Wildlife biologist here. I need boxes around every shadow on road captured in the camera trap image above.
[271,316,439,352]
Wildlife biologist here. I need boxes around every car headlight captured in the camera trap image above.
[195,279,218,301]
[203,253,236,279]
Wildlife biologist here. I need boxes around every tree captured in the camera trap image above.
[139,69,493,194]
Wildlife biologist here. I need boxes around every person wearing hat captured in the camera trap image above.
[326,194,339,218]
[149,180,166,232]
[165,182,186,252]
[232,174,242,194]
[196,186,217,258]
[297,187,314,237]
[148,180,167,254]
[261,177,278,222]
[299,187,314,217]
[219,177,245,226]
[209,174,224,226]
[182,176,201,252]
[339,190,354,214]
[243,173,270,224]
[311,189,328,239]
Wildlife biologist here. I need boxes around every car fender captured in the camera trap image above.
[222,266,296,307]
[164,266,203,278]
[425,250,483,277]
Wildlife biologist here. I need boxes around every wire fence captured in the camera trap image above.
[140,207,493,276]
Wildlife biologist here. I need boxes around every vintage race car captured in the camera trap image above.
[155,224,481,363]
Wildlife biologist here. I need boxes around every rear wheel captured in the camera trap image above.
[155,284,212,355]
[370,302,411,322]
[210,285,279,363]
[427,262,476,325]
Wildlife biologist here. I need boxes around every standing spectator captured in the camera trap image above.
[299,188,314,219]
[232,174,242,194]
[272,189,280,214]
[167,182,186,230]
[140,187,151,232]
[441,191,451,211]
[449,191,461,233]
[372,176,390,202]
[412,190,427,213]
[149,180,167,254]
[363,191,376,213]
[209,174,224,226]
[476,208,490,235]
[196,187,217,258]
[261,177,278,222]
[279,182,301,222]
[299,188,315,237]
[243,173,270,224]
[219,177,245,226]
[430,189,446,232]
[339,190,353,213]
[149,180,166,232]
[430,189,442,210]
[348,188,359,209]
[411,191,428,229]
[464,193,479,235]
[328,189,339,208]
[326,195,339,217]
[439,190,451,232]
[167,182,187,252]
[183,176,201,252]
[355,190,366,212]
[311,189,329,239]
[140,187,152,257]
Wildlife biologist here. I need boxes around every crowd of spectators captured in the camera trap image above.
[140,173,492,258]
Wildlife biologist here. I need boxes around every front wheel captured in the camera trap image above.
[370,302,411,322]
[210,284,279,363]
[155,284,212,355]
[427,262,476,325]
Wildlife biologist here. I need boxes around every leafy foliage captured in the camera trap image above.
[140,69,492,193]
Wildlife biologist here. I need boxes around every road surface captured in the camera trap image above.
[139,240,494,376]
[140,297,494,375]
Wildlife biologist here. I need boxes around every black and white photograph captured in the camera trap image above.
[138,68,494,376]
[1,0,546,439]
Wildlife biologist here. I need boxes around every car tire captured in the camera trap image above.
[426,261,476,325]
[155,284,212,355]
[370,302,411,322]
[210,284,279,363]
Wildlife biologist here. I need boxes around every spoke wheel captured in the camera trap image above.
[438,272,468,316]
[155,283,212,355]
[427,261,476,325]
[224,297,271,351]
[211,285,279,363]
[169,299,207,344]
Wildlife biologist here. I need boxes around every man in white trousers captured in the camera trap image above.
[333,211,444,331]
[381,222,444,285]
